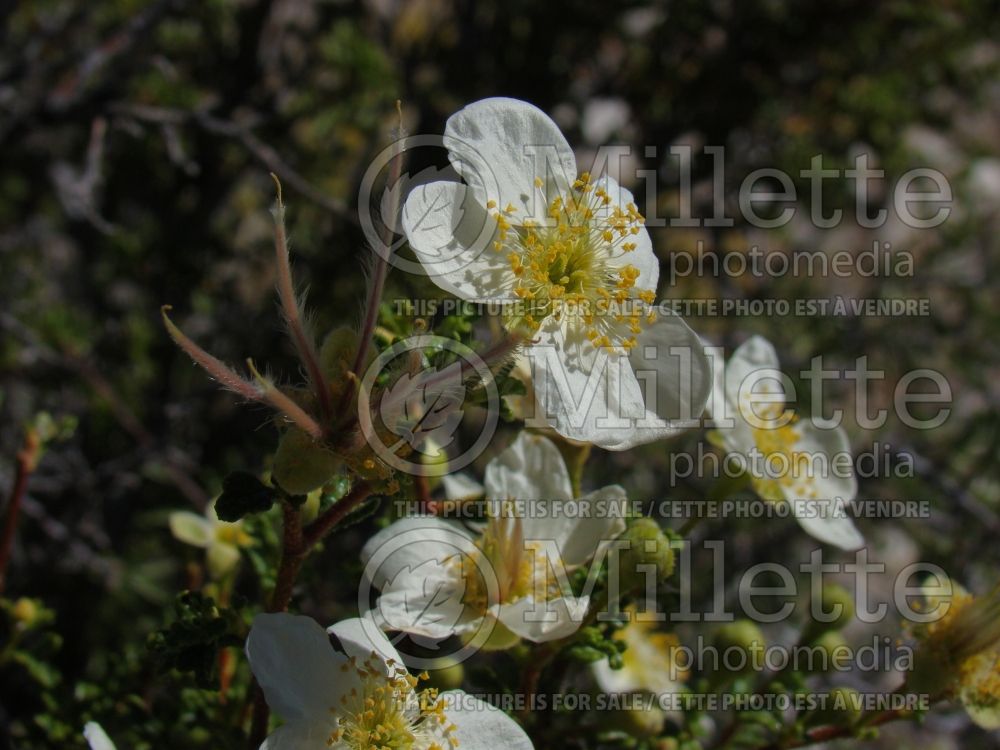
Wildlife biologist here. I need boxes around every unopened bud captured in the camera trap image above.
[712,620,766,676]
[809,686,863,727]
[272,427,341,495]
[12,598,39,626]
[803,583,856,643]
[425,660,465,691]
[617,519,675,593]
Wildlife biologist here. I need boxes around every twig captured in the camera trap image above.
[269,175,332,428]
[246,481,374,748]
[348,101,407,383]
[0,429,41,594]
[109,102,354,222]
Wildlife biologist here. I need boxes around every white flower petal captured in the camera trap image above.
[591,657,643,695]
[327,616,404,675]
[168,511,213,548]
[483,432,572,502]
[442,472,485,501]
[497,595,589,642]
[444,97,576,216]
[206,541,241,579]
[615,312,713,450]
[520,486,627,567]
[361,515,475,590]
[724,335,784,417]
[441,691,534,750]
[526,319,646,450]
[259,719,335,750]
[590,175,658,292]
[373,576,470,640]
[791,501,865,551]
[83,722,116,750]
[790,419,858,503]
[246,613,346,722]
[401,180,515,301]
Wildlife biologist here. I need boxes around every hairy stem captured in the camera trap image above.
[0,429,40,594]
[349,102,407,385]
[162,306,262,400]
[269,174,332,429]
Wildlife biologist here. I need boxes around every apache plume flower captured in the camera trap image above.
[709,336,863,550]
[246,613,533,749]
[362,432,627,645]
[401,97,711,450]
[168,504,253,579]
[591,604,687,700]
[910,577,1000,729]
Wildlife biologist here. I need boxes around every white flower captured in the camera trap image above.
[913,578,1000,730]
[710,336,863,550]
[246,612,534,749]
[362,432,627,644]
[401,97,711,450]
[84,722,117,750]
[169,505,253,579]
[591,605,686,702]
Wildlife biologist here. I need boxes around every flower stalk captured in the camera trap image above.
[0,428,41,594]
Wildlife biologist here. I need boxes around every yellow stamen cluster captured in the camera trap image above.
[329,653,458,750]
[488,173,654,354]
[616,606,688,686]
[460,503,566,613]
[916,587,1000,714]
[215,523,252,547]
[744,400,818,502]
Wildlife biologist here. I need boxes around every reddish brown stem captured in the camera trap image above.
[270,177,332,428]
[0,430,40,595]
[247,482,374,748]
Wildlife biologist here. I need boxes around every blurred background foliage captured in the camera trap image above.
[0,0,999,747]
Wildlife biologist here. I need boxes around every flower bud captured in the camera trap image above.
[424,660,465,691]
[806,630,851,674]
[616,519,675,593]
[711,620,766,677]
[272,427,341,495]
[802,583,856,643]
[11,598,39,627]
[809,686,863,727]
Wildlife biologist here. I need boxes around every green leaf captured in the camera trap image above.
[214,472,277,522]
[148,592,242,687]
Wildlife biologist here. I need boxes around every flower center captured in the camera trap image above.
[618,618,685,687]
[460,504,566,612]
[329,654,456,750]
[215,523,251,547]
[744,402,817,501]
[487,173,657,354]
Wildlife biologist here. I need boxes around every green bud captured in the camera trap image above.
[809,686,863,727]
[617,518,675,593]
[12,598,39,626]
[424,660,465,691]
[465,620,520,652]
[319,326,360,380]
[803,584,856,643]
[711,620,766,676]
[272,427,341,495]
[606,704,666,737]
[807,630,851,674]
